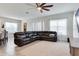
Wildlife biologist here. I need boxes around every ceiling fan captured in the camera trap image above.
[36,3,53,13]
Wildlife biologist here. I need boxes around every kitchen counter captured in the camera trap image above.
[70,38,79,56]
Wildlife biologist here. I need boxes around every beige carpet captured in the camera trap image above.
[16,41,70,56]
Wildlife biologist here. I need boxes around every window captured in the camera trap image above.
[50,19,67,41]
[33,22,42,31]
[5,22,18,33]
[30,21,43,31]
[57,19,67,35]
[50,20,57,31]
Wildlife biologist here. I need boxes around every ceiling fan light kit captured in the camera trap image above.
[37,7,42,10]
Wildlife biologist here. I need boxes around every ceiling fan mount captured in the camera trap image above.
[36,3,53,13]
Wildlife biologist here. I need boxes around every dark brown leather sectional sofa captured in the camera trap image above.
[14,31,57,47]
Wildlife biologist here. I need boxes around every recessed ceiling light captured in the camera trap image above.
[25,12,29,14]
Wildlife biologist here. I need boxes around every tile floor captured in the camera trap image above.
[0,34,70,56]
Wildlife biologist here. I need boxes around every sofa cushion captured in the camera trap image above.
[22,38,31,41]
[49,34,55,37]
[16,35,26,39]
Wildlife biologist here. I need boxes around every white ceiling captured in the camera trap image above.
[0,3,79,20]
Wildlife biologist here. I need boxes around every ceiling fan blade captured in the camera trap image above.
[43,8,50,11]
[40,9,43,13]
[36,3,39,7]
[43,5,53,7]
[40,3,46,7]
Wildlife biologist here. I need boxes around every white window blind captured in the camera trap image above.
[33,22,42,31]
[50,19,67,41]
[30,21,43,31]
